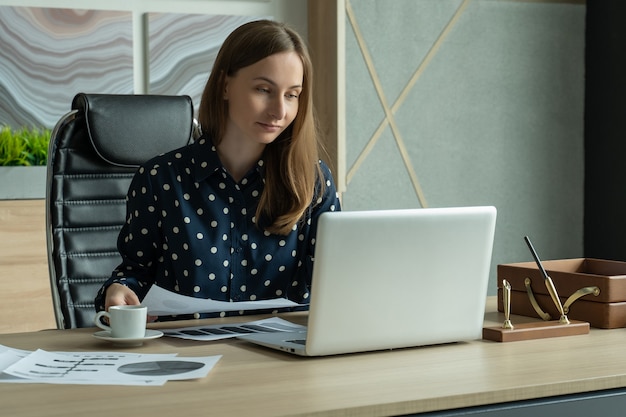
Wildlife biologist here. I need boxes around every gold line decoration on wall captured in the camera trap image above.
[345,0,472,208]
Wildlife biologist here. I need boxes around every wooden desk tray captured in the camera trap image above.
[497,258,626,328]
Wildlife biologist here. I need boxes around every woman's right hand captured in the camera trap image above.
[104,283,157,322]
[104,283,140,311]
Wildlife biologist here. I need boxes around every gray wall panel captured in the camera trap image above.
[342,0,585,295]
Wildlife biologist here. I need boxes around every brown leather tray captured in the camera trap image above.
[497,258,626,328]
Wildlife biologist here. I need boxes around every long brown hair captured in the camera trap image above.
[198,20,322,235]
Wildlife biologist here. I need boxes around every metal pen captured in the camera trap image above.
[523,236,569,324]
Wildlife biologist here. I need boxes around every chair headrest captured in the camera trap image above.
[72,93,195,167]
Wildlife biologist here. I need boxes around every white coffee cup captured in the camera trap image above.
[94,305,148,338]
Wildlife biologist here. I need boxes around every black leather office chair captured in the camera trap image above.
[46,93,197,329]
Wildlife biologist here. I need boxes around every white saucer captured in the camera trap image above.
[93,329,163,346]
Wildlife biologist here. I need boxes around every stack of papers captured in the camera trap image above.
[164,317,305,341]
[0,318,305,385]
[142,285,308,315]
[0,345,220,386]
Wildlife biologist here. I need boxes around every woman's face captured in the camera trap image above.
[222,51,303,147]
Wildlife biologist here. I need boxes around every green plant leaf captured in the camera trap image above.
[0,125,50,166]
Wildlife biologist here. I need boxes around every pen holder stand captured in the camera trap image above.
[482,277,590,343]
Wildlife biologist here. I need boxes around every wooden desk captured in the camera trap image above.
[2,298,626,417]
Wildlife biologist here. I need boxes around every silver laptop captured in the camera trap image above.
[239,206,497,356]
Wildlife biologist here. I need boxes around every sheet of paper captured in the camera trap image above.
[0,349,31,383]
[163,317,306,341]
[0,349,177,385]
[0,345,126,384]
[3,350,221,386]
[142,285,307,316]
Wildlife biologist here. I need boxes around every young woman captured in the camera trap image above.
[94,19,341,320]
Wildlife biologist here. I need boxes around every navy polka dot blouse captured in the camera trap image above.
[94,134,341,320]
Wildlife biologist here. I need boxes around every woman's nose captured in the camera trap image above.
[268,97,287,120]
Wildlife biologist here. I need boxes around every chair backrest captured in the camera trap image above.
[46,93,197,329]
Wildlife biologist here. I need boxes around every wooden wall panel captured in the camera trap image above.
[308,0,346,193]
[0,199,56,333]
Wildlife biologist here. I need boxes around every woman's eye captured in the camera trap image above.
[256,87,270,93]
